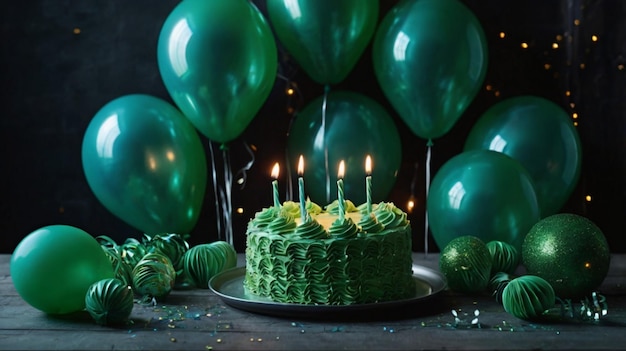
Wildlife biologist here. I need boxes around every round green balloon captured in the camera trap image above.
[439,235,492,294]
[465,96,582,217]
[287,90,402,205]
[267,0,379,85]
[82,94,208,235]
[158,0,277,144]
[428,150,540,253]
[373,0,488,140]
[10,225,115,314]
[522,213,610,299]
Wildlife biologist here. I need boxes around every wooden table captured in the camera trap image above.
[2,253,626,350]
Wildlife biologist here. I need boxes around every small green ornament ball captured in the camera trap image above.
[522,213,610,299]
[502,275,555,320]
[439,235,492,294]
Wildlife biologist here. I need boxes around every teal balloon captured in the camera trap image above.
[373,0,488,140]
[267,0,379,85]
[82,94,208,235]
[428,150,540,253]
[287,91,401,205]
[464,96,582,217]
[158,0,277,144]
[11,225,115,314]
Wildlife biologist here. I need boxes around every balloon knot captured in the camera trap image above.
[427,139,434,147]
[324,84,331,94]
[220,143,229,151]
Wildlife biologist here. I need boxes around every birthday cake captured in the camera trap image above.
[243,200,415,305]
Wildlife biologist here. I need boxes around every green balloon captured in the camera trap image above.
[82,94,207,235]
[373,0,488,140]
[286,90,402,205]
[428,150,540,253]
[267,0,379,85]
[464,96,582,217]
[10,225,115,314]
[522,213,610,299]
[157,0,277,144]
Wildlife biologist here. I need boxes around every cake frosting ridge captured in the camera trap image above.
[244,200,415,305]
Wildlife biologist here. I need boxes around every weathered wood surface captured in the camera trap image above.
[1,254,625,351]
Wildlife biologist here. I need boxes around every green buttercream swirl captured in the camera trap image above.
[295,219,328,240]
[306,199,323,215]
[267,215,297,236]
[280,201,300,218]
[325,200,358,215]
[247,207,278,233]
[358,213,384,233]
[328,217,358,239]
[374,202,408,229]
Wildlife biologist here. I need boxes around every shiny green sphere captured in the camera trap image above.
[439,235,492,294]
[522,213,610,299]
[502,275,555,320]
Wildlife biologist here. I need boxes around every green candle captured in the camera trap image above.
[365,155,372,214]
[298,155,307,223]
[337,160,345,222]
[271,163,280,208]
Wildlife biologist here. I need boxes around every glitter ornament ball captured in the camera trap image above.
[439,235,492,294]
[522,213,610,299]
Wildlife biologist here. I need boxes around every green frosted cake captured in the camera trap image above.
[244,200,415,305]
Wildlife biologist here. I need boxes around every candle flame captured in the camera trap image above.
[298,155,304,176]
[365,155,372,175]
[338,160,345,179]
[271,163,279,179]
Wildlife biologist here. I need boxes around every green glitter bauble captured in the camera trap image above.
[85,278,134,326]
[522,213,610,299]
[183,241,237,288]
[502,275,555,320]
[486,240,520,275]
[132,252,176,298]
[439,235,492,294]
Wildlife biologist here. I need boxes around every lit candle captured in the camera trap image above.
[271,163,280,208]
[337,160,345,222]
[365,155,372,214]
[297,155,306,223]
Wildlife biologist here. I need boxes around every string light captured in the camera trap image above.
[236,208,244,214]
[499,32,506,39]
[520,42,529,49]
[585,195,592,202]
[591,35,598,42]
[552,42,559,49]
[73,28,81,34]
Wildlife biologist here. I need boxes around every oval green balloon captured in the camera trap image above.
[287,90,402,205]
[158,0,277,144]
[267,0,379,85]
[465,95,582,217]
[373,0,488,140]
[10,225,115,314]
[428,150,540,253]
[82,94,207,235]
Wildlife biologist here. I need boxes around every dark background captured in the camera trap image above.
[1,0,624,254]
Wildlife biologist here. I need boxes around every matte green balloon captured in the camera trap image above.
[82,94,208,235]
[427,150,540,253]
[267,0,379,85]
[10,225,115,314]
[522,213,610,299]
[287,90,402,205]
[465,96,582,217]
[158,0,277,144]
[373,0,488,140]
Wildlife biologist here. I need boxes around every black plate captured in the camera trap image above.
[209,264,447,318]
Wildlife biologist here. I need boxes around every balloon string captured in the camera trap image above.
[221,146,234,246]
[322,84,331,203]
[234,141,256,190]
[425,139,433,257]
[208,142,222,241]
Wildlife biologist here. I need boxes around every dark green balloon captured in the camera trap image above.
[428,150,540,253]
[373,0,488,140]
[502,275,555,320]
[439,235,492,294]
[465,96,582,217]
[82,94,208,236]
[522,213,611,299]
[267,0,379,85]
[287,90,402,205]
[158,0,277,143]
